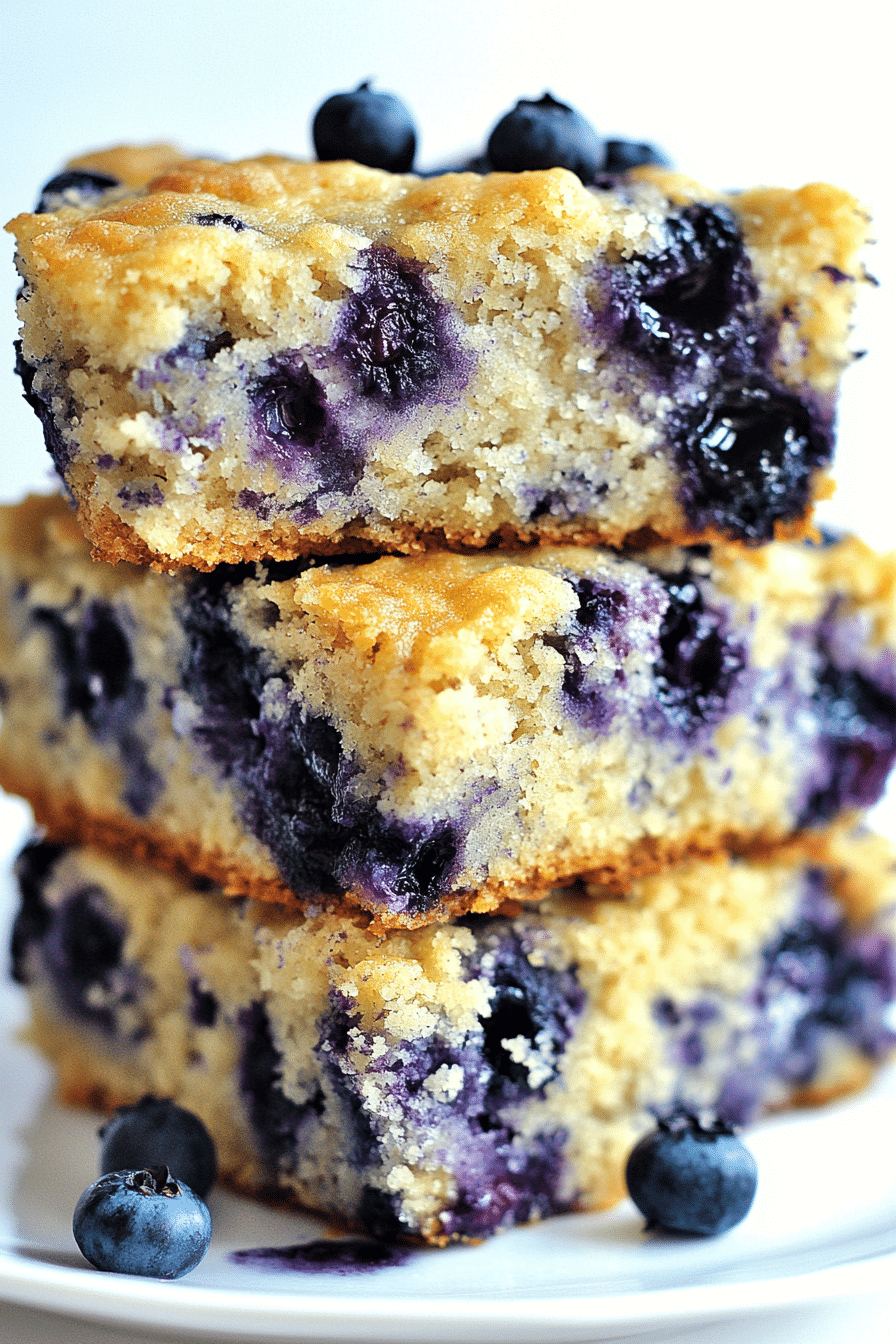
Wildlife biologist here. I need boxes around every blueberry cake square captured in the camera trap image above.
[11,831,896,1244]
[7,147,870,569]
[2,494,894,928]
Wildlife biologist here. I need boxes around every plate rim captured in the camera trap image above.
[2,1238,896,1341]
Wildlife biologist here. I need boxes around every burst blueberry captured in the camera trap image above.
[674,380,832,542]
[312,83,416,173]
[73,1166,212,1278]
[486,93,602,180]
[625,1112,757,1235]
[99,1097,218,1199]
[334,245,453,407]
[653,573,745,737]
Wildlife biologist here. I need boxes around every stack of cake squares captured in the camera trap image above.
[2,144,896,1244]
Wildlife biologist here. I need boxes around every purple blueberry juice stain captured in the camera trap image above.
[333,244,469,408]
[546,573,662,734]
[238,1002,325,1172]
[132,329,237,395]
[30,599,162,816]
[524,474,609,524]
[819,265,852,284]
[436,1129,572,1241]
[229,1239,413,1273]
[236,488,278,521]
[117,482,164,510]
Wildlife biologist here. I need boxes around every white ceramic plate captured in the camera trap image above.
[2,795,896,1342]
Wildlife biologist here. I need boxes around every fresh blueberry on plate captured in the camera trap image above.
[73,1166,212,1278]
[625,1112,758,1234]
[99,1096,217,1199]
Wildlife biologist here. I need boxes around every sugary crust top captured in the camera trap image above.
[8,154,870,395]
[7,493,896,679]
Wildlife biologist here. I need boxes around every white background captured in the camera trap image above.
[0,1,894,1339]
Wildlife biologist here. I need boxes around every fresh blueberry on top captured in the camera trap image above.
[99,1096,218,1199]
[486,93,602,180]
[603,140,670,173]
[312,82,417,172]
[73,1166,212,1278]
[35,169,120,214]
[625,1112,757,1235]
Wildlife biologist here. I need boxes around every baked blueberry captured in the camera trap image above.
[99,1097,218,1199]
[625,1112,757,1235]
[73,1166,211,1278]
[193,212,247,232]
[35,169,119,214]
[334,245,457,407]
[653,573,745,737]
[674,381,832,541]
[487,93,602,180]
[41,885,130,1032]
[312,83,416,173]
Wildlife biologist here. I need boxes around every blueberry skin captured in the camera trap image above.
[312,83,416,172]
[487,93,602,181]
[625,1115,757,1235]
[99,1097,218,1199]
[35,169,119,214]
[73,1167,212,1278]
[603,140,670,173]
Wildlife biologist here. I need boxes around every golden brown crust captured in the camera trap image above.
[5,762,843,931]
[77,491,825,573]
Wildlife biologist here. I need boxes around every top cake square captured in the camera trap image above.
[8,148,870,569]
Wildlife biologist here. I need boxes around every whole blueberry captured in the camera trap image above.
[625,1113,757,1235]
[99,1097,218,1199]
[312,82,416,172]
[35,169,120,214]
[603,140,670,173]
[486,93,602,180]
[73,1166,212,1278]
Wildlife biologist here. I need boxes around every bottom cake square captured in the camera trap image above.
[10,831,896,1245]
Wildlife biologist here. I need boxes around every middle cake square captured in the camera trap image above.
[1,493,894,928]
